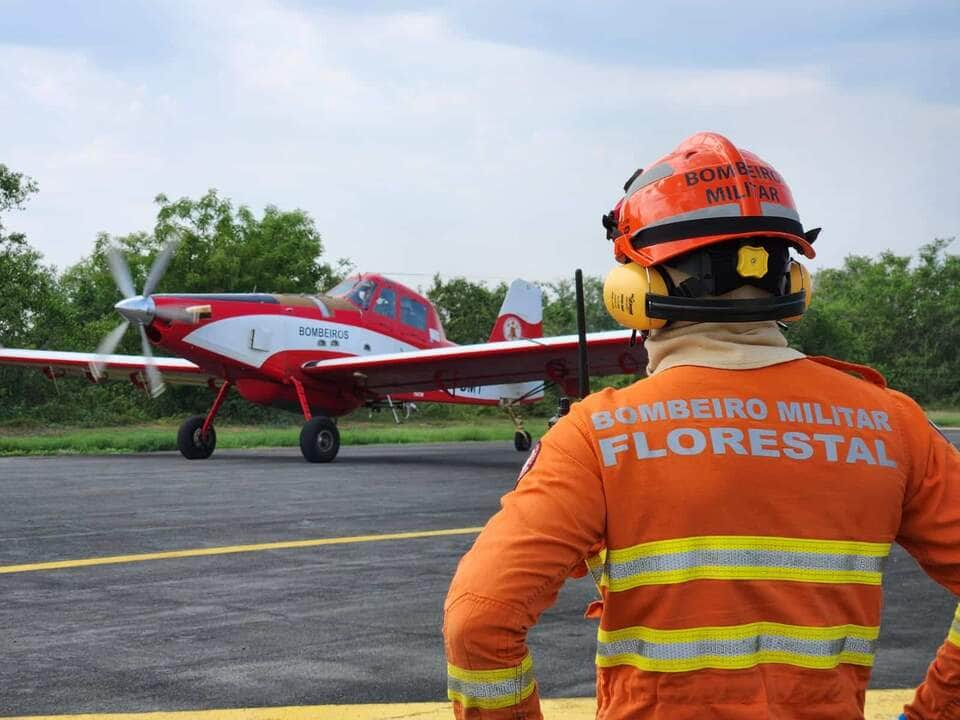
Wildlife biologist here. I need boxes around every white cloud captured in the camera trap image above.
[1,0,957,287]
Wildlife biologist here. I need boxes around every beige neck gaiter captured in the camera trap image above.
[643,277,806,375]
[645,321,805,375]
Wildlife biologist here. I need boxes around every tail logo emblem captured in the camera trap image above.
[503,316,523,340]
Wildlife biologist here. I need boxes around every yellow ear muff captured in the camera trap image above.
[784,260,812,322]
[603,263,669,331]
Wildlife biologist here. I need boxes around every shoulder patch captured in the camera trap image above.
[516,441,542,485]
[808,356,887,387]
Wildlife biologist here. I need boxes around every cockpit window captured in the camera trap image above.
[327,278,377,310]
[374,287,397,319]
[401,296,428,331]
[347,280,377,310]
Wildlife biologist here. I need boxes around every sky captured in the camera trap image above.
[1,0,958,285]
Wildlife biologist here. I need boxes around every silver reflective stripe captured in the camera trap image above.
[608,548,885,581]
[447,654,536,710]
[595,623,879,671]
[602,537,890,590]
[589,562,605,587]
[625,163,674,196]
[447,667,536,701]
[644,203,741,229]
[586,550,607,589]
[761,202,801,222]
[597,634,876,661]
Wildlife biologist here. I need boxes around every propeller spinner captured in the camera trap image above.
[115,296,156,324]
[88,235,180,397]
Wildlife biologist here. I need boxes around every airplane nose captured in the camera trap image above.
[115,295,156,324]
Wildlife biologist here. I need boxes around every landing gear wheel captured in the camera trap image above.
[178,415,217,460]
[300,416,340,463]
[514,430,532,452]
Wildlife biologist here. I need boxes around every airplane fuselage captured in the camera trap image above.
[145,274,539,416]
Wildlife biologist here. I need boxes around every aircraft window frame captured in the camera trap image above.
[347,280,377,310]
[400,296,428,331]
[373,286,397,319]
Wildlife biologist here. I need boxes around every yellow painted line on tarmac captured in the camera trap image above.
[0,527,483,575]
[0,690,916,719]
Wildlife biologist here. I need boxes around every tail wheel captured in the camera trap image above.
[178,415,217,460]
[300,416,340,463]
[514,430,532,452]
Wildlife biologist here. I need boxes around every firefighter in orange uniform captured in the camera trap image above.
[443,132,960,720]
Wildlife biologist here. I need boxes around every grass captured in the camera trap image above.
[927,410,960,428]
[0,419,547,456]
[0,407,955,457]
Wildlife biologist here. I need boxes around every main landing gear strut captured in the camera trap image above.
[177,378,341,463]
[178,380,231,460]
[501,399,532,452]
[291,377,340,463]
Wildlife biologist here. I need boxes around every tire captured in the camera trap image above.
[514,430,532,452]
[300,416,340,463]
[177,415,216,460]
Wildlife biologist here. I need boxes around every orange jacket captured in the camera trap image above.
[443,356,960,719]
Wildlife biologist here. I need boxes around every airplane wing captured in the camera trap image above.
[301,330,646,396]
[0,348,214,388]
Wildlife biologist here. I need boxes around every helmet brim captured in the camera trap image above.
[624,230,816,267]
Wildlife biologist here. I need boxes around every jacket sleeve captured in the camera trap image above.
[443,410,606,719]
[893,401,960,720]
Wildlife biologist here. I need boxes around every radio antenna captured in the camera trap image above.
[575,269,590,399]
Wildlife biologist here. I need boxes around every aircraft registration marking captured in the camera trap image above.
[0,526,483,575]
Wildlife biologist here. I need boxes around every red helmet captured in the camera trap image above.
[610,132,818,267]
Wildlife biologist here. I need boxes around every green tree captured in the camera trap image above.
[1,187,353,426]
[0,164,38,242]
[788,239,960,404]
[0,237,65,347]
[426,276,508,344]
[0,165,83,422]
[0,164,60,348]
[58,191,353,354]
[154,190,347,294]
[542,275,619,337]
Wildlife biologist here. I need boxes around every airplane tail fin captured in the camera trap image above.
[488,279,542,343]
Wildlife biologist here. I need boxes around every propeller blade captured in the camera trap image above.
[89,319,130,379]
[107,245,136,299]
[142,234,180,297]
[138,325,166,398]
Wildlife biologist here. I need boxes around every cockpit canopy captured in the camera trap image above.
[325,274,446,342]
[326,277,377,311]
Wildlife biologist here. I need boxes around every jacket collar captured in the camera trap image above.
[645,320,805,375]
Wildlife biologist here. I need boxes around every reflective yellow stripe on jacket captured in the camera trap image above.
[949,604,960,648]
[596,621,879,673]
[599,536,891,591]
[447,653,536,710]
[586,547,607,590]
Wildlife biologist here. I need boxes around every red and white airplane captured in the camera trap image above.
[0,242,646,462]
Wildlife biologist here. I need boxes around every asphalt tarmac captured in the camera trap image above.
[0,435,957,716]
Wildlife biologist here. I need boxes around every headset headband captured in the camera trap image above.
[646,292,807,323]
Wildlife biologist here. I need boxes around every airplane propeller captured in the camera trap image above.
[89,235,183,397]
